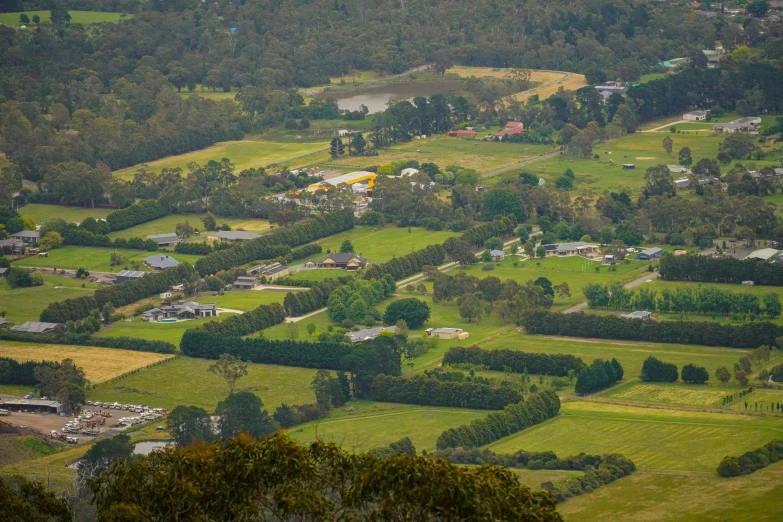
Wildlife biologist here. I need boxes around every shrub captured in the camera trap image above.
[383,298,431,329]
[681,363,709,384]
[106,200,169,231]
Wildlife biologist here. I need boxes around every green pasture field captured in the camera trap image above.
[486,401,783,472]
[726,388,783,413]
[638,73,668,84]
[509,469,583,490]
[198,289,287,311]
[0,274,98,324]
[18,204,111,225]
[107,213,272,239]
[518,131,783,194]
[95,314,231,345]
[560,464,783,521]
[88,356,319,412]
[0,155,11,170]
[599,381,742,408]
[453,255,652,309]
[480,332,759,382]
[296,225,458,264]
[286,269,349,282]
[113,138,330,179]
[0,383,33,396]
[321,135,556,176]
[264,118,375,143]
[0,11,130,26]
[178,84,237,101]
[13,246,203,273]
[289,400,487,452]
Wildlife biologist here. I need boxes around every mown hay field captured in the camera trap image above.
[0,341,172,383]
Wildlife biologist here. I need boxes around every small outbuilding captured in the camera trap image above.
[212,230,261,242]
[0,267,8,278]
[490,249,505,261]
[621,311,652,320]
[426,327,470,340]
[0,399,64,415]
[233,276,258,290]
[683,110,708,121]
[11,321,59,334]
[147,233,180,247]
[622,164,636,170]
[115,270,147,284]
[635,247,663,261]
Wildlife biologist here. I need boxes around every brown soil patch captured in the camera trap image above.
[635,156,656,160]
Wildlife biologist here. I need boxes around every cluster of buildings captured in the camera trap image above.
[1,230,41,256]
[682,111,762,134]
[344,326,469,344]
[304,252,368,271]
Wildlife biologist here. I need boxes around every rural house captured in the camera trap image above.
[318,252,368,271]
[490,249,505,260]
[683,110,708,121]
[635,247,663,261]
[493,121,525,138]
[10,230,40,245]
[0,239,24,255]
[713,117,761,133]
[142,301,217,322]
[257,262,289,281]
[233,276,258,290]
[143,255,180,270]
[346,326,397,344]
[543,241,599,257]
[0,267,7,278]
[114,270,147,284]
[426,327,470,340]
[147,233,180,247]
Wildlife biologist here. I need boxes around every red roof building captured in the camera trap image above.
[505,121,524,129]
[447,130,477,138]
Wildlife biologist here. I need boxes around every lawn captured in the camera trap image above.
[599,381,740,408]
[95,314,231,345]
[321,135,556,176]
[13,246,203,273]
[453,255,652,309]
[198,289,287,311]
[286,269,351,282]
[288,400,488,452]
[726,388,783,414]
[88,356,320,412]
[518,131,783,194]
[0,274,98,324]
[560,465,783,521]
[480,332,760,382]
[486,401,783,472]
[107,213,272,239]
[0,341,172,384]
[18,204,111,225]
[0,11,130,26]
[113,138,330,179]
[296,225,459,264]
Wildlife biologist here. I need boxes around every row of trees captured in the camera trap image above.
[105,200,169,231]
[442,346,585,377]
[433,447,636,502]
[641,356,709,384]
[583,281,782,318]
[198,303,286,338]
[574,359,624,394]
[362,244,446,282]
[368,375,522,410]
[194,212,354,276]
[521,311,783,349]
[0,357,59,386]
[717,439,783,478]
[435,390,560,450]
[0,328,176,354]
[41,218,158,251]
[40,263,198,323]
[283,277,356,317]
[660,254,783,286]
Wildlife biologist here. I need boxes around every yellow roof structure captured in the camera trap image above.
[306,171,376,192]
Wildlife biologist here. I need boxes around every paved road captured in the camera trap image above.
[263,146,329,168]
[482,150,563,179]
[562,270,660,314]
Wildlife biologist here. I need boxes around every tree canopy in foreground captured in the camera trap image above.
[90,433,562,521]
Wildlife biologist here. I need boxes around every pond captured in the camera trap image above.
[324,79,466,114]
[133,441,174,455]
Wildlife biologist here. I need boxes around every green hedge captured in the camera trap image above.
[442,346,585,376]
[717,439,783,477]
[63,228,158,251]
[40,264,198,323]
[660,253,783,286]
[180,330,352,369]
[283,277,355,316]
[198,303,286,338]
[520,311,783,349]
[0,329,176,354]
[362,244,446,281]
[0,357,60,385]
[194,212,354,276]
[435,390,560,450]
[106,200,170,231]
[369,375,521,410]
[292,243,322,260]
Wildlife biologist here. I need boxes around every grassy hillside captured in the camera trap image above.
[0,274,98,324]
